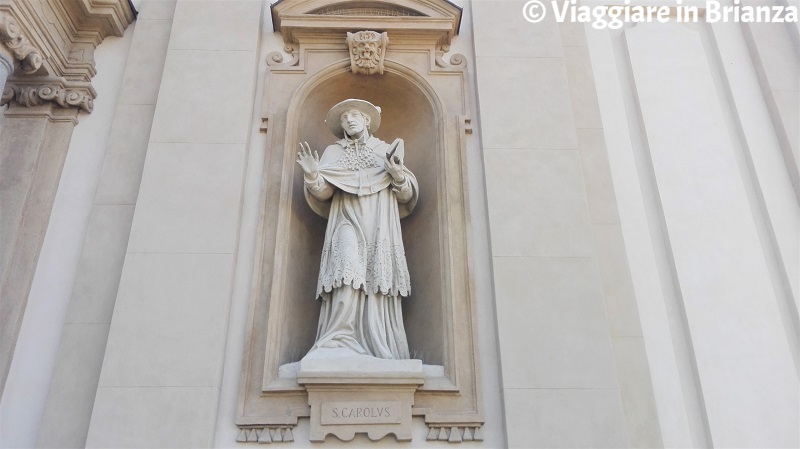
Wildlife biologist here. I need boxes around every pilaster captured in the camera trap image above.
[0,104,79,394]
[36,2,177,447]
[84,1,262,446]
[0,0,134,397]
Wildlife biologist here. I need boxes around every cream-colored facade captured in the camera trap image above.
[0,0,797,448]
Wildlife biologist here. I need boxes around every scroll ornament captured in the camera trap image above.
[346,31,388,75]
[0,13,42,74]
[2,84,93,112]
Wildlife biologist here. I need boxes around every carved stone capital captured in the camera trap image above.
[0,11,42,74]
[347,30,388,75]
[0,1,133,114]
[2,78,94,112]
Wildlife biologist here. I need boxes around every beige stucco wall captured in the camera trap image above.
[588,18,798,448]
[0,0,797,448]
[472,1,661,446]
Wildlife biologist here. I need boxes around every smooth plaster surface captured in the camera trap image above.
[86,1,261,447]
[626,24,797,447]
[36,5,176,446]
[589,17,800,449]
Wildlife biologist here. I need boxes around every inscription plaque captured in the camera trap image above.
[321,401,402,425]
[298,355,424,441]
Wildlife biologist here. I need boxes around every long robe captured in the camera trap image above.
[303,135,418,359]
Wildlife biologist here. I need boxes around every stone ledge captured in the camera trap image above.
[297,348,426,384]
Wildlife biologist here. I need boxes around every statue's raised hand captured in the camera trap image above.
[296,142,320,179]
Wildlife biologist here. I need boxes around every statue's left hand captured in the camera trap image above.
[385,149,405,183]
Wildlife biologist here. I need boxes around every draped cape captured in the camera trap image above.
[304,136,418,299]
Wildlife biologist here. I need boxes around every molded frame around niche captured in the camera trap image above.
[237,0,483,438]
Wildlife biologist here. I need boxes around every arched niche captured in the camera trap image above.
[237,0,483,437]
[278,63,446,368]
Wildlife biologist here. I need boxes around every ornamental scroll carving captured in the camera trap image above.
[0,12,42,74]
[2,83,93,112]
[0,2,133,113]
[346,30,388,75]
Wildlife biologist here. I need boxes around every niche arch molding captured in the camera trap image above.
[237,0,483,441]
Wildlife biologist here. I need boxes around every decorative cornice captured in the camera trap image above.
[0,11,42,74]
[0,0,134,113]
[272,0,461,48]
[347,30,388,75]
[2,78,94,112]
[78,0,138,38]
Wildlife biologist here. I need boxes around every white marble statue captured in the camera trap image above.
[296,99,418,360]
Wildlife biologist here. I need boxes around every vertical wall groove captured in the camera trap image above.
[614,30,713,449]
[702,26,800,377]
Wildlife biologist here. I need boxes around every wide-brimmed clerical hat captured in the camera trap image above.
[325,99,382,138]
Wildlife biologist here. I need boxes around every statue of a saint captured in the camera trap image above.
[296,99,418,360]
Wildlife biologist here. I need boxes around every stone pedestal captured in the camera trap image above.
[296,349,424,442]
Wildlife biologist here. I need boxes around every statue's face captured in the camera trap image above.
[340,110,366,138]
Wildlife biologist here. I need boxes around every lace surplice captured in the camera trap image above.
[304,135,416,299]
[302,135,418,359]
